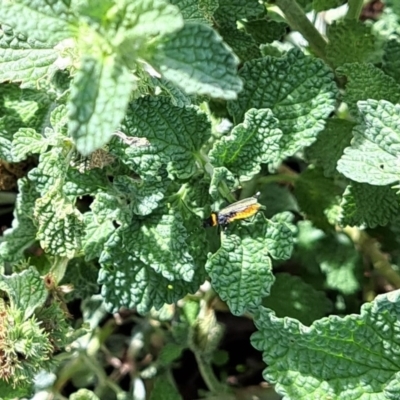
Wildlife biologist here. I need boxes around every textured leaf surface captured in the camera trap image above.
[151,23,242,100]
[205,213,293,315]
[169,0,218,24]
[326,20,375,68]
[337,63,400,115]
[34,189,84,258]
[68,55,134,155]
[383,39,400,83]
[228,49,338,160]
[0,178,38,263]
[122,96,210,179]
[251,290,400,399]
[0,46,57,88]
[306,119,354,177]
[99,223,203,314]
[294,167,340,229]
[118,0,183,38]
[213,0,264,24]
[218,24,261,62]
[243,19,287,45]
[0,0,73,45]
[209,108,282,180]
[11,128,49,162]
[262,273,332,326]
[1,267,47,320]
[338,100,400,185]
[340,183,400,228]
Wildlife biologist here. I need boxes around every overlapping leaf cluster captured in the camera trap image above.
[2,0,400,399]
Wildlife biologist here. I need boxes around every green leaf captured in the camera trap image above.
[326,20,375,68]
[169,0,218,24]
[337,63,400,116]
[0,83,52,160]
[61,258,99,301]
[214,0,264,25]
[116,0,184,38]
[306,119,354,177]
[63,168,111,198]
[11,128,49,162]
[209,167,237,200]
[34,189,84,258]
[0,178,38,264]
[262,273,332,326]
[251,290,400,399]
[218,24,261,62]
[28,147,68,195]
[0,267,47,320]
[82,191,124,261]
[294,167,340,229]
[150,376,182,400]
[113,174,170,216]
[99,224,203,314]
[337,100,400,185]
[383,39,400,84]
[205,213,293,315]
[0,0,74,45]
[243,19,287,45]
[122,96,211,179]
[209,108,282,180]
[68,55,135,155]
[340,182,400,228]
[70,389,100,400]
[0,42,58,88]
[228,49,338,160]
[151,23,242,100]
[317,232,361,295]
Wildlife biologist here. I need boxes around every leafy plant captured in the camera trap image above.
[1,0,400,399]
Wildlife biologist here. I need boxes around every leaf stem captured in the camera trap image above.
[345,0,364,20]
[194,352,228,394]
[344,227,400,288]
[275,0,328,60]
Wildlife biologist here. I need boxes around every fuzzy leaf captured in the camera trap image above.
[11,128,48,161]
[99,222,203,314]
[0,178,38,264]
[213,0,264,24]
[209,108,282,180]
[68,55,134,155]
[326,20,375,68]
[228,49,338,160]
[251,290,400,399]
[0,267,47,320]
[337,63,400,116]
[151,23,242,100]
[169,0,218,24]
[0,43,57,88]
[338,100,400,185]
[34,189,84,258]
[262,273,332,326]
[340,183,400,228]
[205,213,293,315]
[0,0,73,45]
[383,39,400,84]
[306,119,354,177]
[218,24,261,62]
[122,96,211,179]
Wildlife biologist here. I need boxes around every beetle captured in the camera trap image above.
[203,192,261,228]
